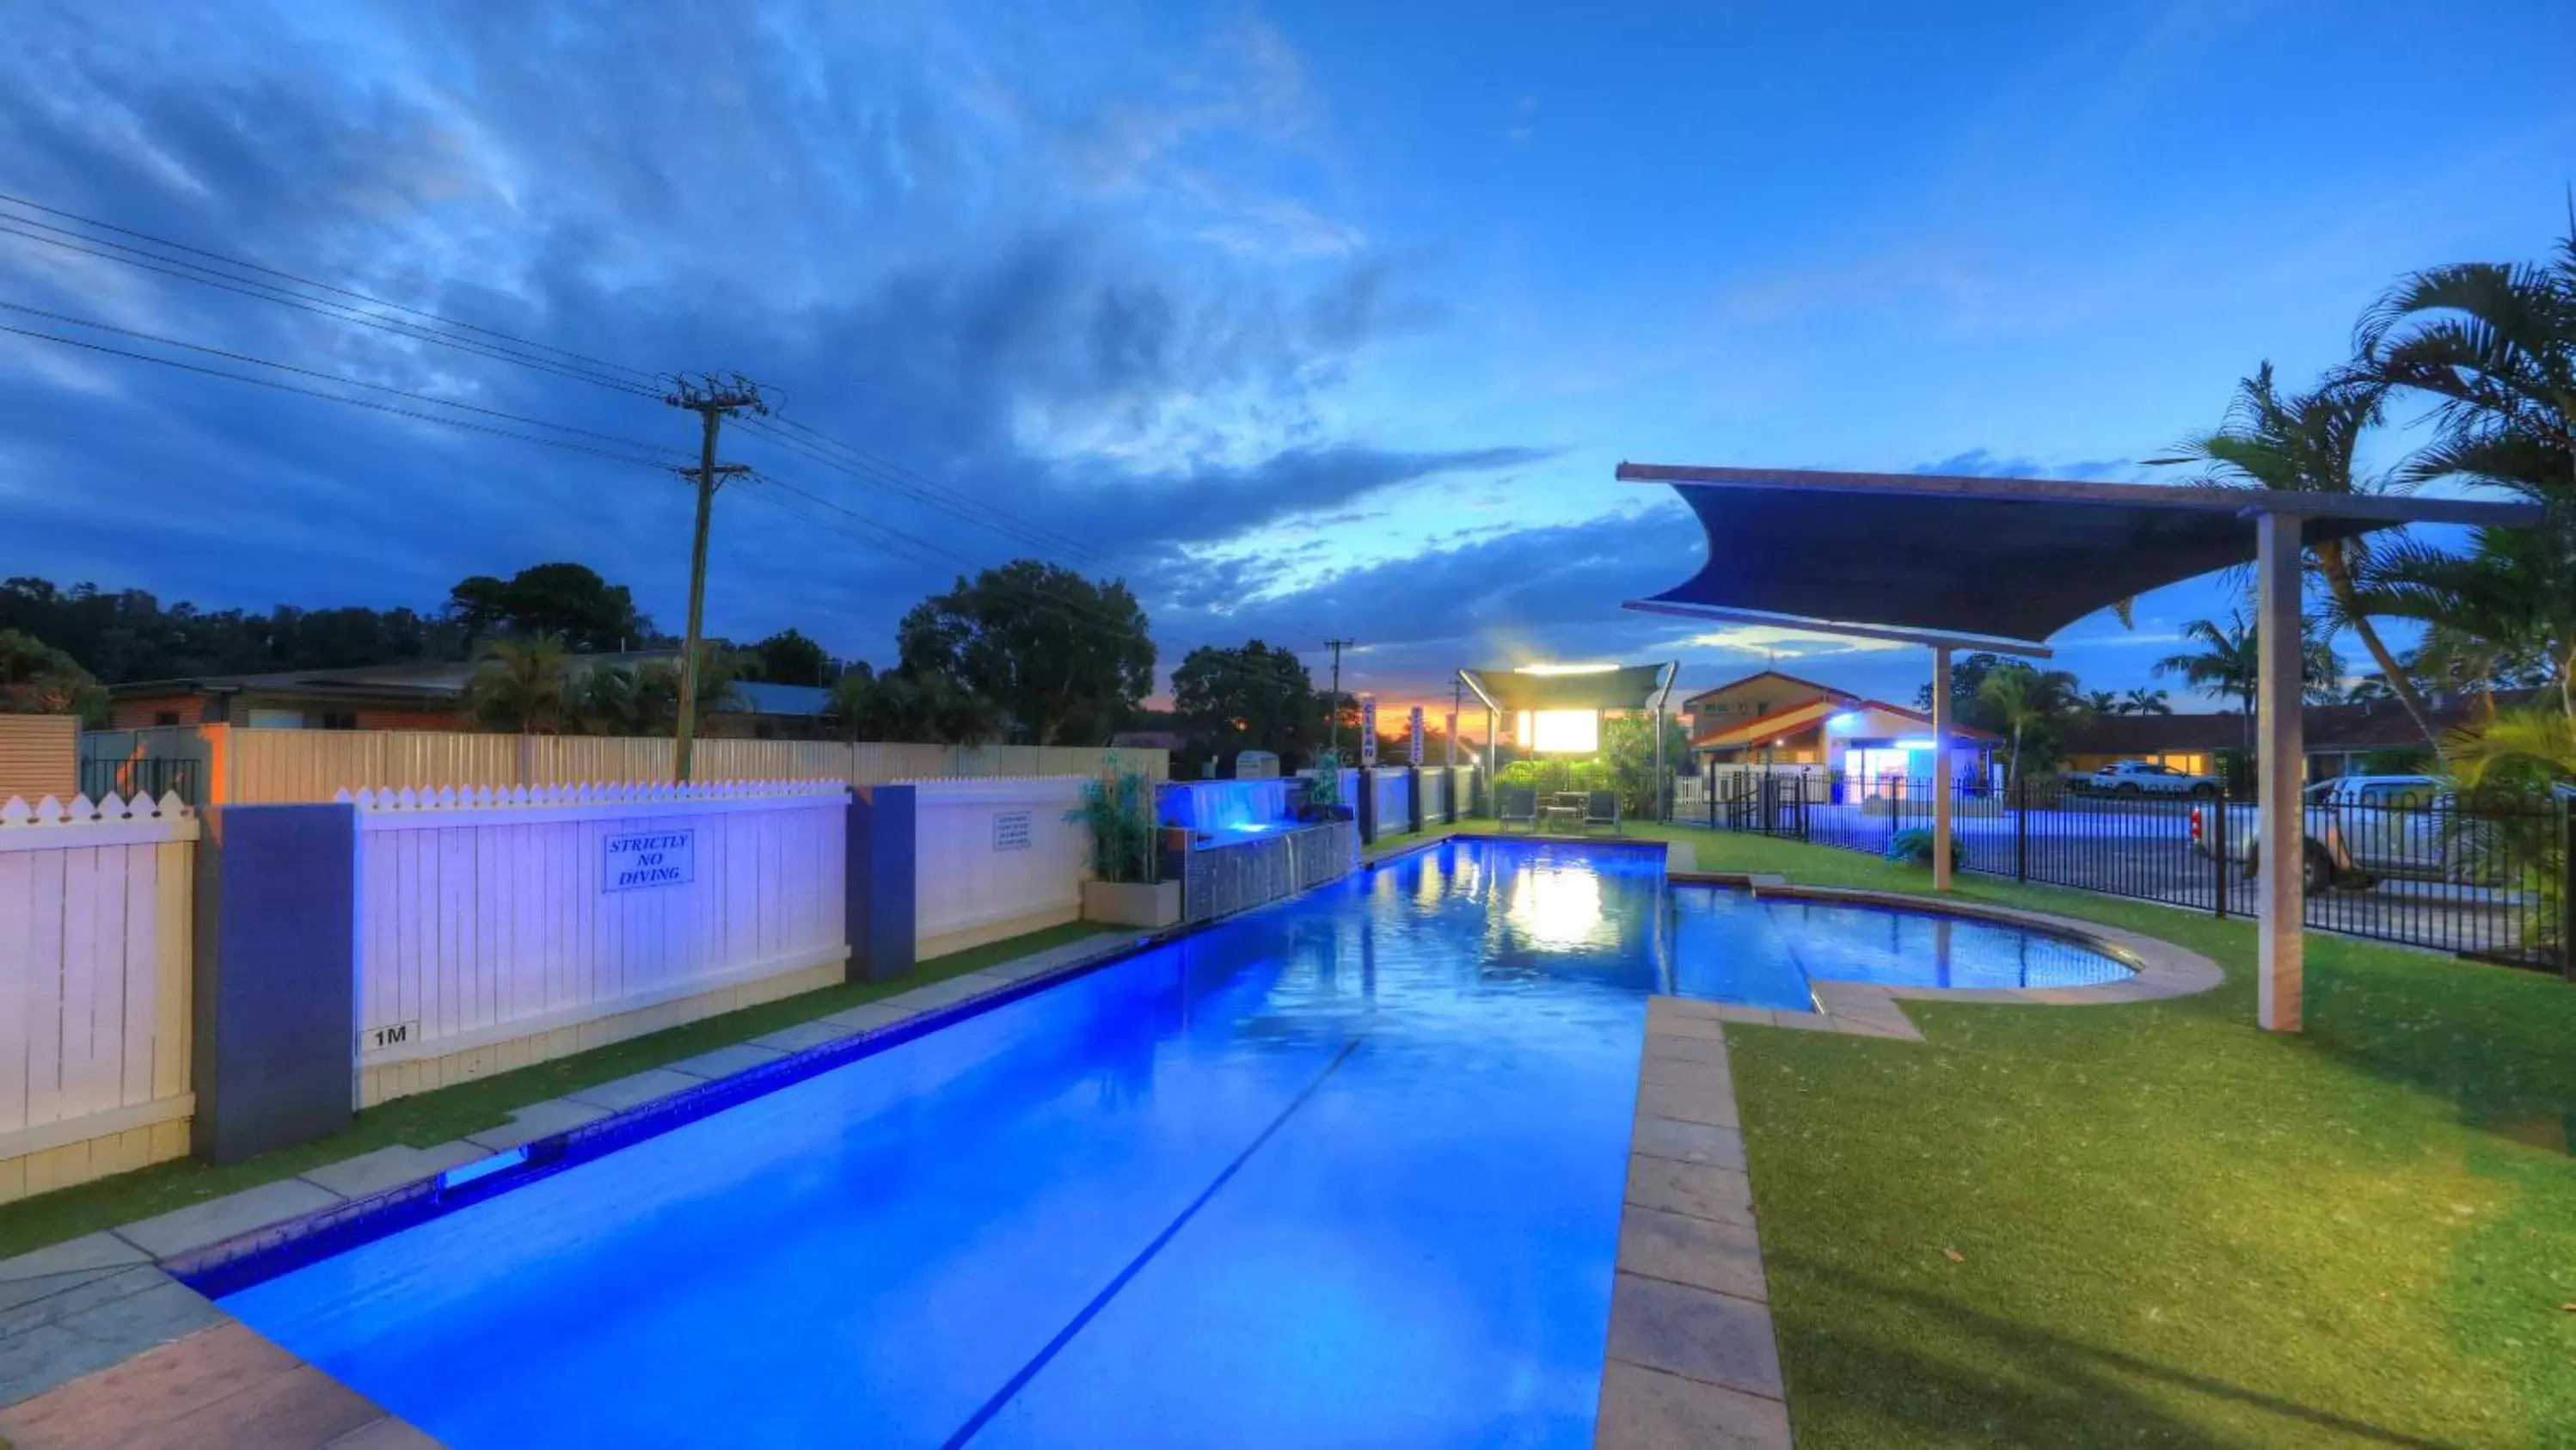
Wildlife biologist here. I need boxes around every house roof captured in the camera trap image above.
[1690,696,1998,750]
[2064,692,2537,758]
[111,653,831,717]
[1678,668,1857,709]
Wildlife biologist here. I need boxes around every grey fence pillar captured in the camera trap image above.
[1356,768,1379,845]
[849,784,917,983]
[1408,766,1426,833]
[192,804,357,1164]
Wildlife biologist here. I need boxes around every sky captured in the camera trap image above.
[1,2,2570,718]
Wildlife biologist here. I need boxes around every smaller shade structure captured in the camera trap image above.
[1457,662,1680,814]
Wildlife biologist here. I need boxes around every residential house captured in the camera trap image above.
[107,653,835,740]
[1682,669,1998,788]
[2062,693,2513,781]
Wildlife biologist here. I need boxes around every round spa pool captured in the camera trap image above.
[1667,885,2135,1009]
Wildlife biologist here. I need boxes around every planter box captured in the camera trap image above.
[1082,878,1181,929]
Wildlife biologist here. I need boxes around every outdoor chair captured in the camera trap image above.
[1582,790,1622,835]
[1498,785,1539,833]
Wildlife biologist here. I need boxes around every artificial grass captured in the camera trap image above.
[1646,825,2576,1447]
[0,920,1111,1262]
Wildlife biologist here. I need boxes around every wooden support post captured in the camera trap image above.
[1930,646,1953,891]
[2255,510,2305,1032]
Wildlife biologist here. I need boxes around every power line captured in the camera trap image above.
[0,218,662,399]
[732,416,1105,567]
[742,471,1328,697]
[756,412,1106,566]
[0,190,665,390]
[0,298,695,459]
[0,318,684,470]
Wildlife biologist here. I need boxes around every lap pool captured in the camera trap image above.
[215,838,2128,1448]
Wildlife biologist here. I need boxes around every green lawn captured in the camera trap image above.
[0,921,1110,1262]
[1639,824,2576,1448]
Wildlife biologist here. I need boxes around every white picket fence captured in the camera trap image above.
[347,778,849,1104]
[911,776,1090,957]
[0,792,198,1198]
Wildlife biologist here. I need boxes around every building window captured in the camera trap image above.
[154,710,180,727]
[321,713,359,731]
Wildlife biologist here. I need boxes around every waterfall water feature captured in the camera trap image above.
[1158,778,1296,845]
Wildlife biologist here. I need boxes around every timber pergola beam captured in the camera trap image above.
[1621,460,2544,1033]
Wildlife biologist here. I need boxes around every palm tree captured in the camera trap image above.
[2119,686,2172,716]
[2353,218,2576,719]
[2154,610,2343,761]
[2349,522,2576,720]
[2355,222,2574,496]
[2152,364,2443,746]
[2085,689,2120,716]
[1977,664,2091,793]
[465,635,573,734]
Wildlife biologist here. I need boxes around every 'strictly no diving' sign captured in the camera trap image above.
[604,828,696,892]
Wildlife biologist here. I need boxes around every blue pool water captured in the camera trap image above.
[220,839,2128,1448]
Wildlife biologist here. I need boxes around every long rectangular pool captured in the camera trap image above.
[218,838,2125,1447]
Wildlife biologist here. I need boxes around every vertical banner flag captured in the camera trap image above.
[1360,697,1378,765]
[1408,706,1425,765]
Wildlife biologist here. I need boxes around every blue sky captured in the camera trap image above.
[1,2,2569,712]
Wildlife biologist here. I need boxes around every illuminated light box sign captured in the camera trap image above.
[1518,710,1599,754]
[604,828,696,892]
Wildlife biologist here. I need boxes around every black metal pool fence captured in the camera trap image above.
[1684,771,2570,974]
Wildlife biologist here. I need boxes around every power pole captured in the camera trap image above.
[1324,637,1354,754]
[663,373,766,782]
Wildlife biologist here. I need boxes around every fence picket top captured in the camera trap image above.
[337,776,853,814]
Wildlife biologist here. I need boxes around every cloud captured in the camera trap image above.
[0,1,1537,667]
[1911,449,2142,481]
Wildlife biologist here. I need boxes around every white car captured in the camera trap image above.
[2086,760,2223,796]
[2190,774,2501,894]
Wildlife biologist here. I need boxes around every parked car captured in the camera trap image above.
[2189,774,2499,894]
[2083,759,2223,796]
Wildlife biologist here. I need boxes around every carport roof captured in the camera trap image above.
[1457,662,1677,713]
[1616,464,2542,653]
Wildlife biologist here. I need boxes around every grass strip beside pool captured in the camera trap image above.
[0,922,1113,1262]
[1647,826,2576,1448]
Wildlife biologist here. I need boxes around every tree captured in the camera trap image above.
[0,630,107,722]
[446,562,654,654]
[1169,640,1316,766]
[827,664,1000,745]
[742,628,834,687]
[2354,218,2576,719]
[1976,664,2091,791]
[464,636,573,734]
[2119,687,2172,716]
[1599,712,1690,815]
[1917,651,2008,716]
[897,561,1153,746]
[623,646,742,738]
[2153,609,2344,758]
[2086,690,2119,716]
[2152,364,2443,747]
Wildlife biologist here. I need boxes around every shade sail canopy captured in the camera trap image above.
[1458,662,1676,713]
[1619,464,2542,649]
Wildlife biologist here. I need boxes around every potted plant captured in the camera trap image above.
[1297,749,1344,822]
[1070,759,1181,928]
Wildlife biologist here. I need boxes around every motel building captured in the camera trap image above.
[1683,669,1997,796]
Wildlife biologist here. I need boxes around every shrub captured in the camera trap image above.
[1886,827,1966,870]
[1069,756,1160,884]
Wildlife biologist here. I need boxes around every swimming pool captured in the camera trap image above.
[217,838,2128,1447]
